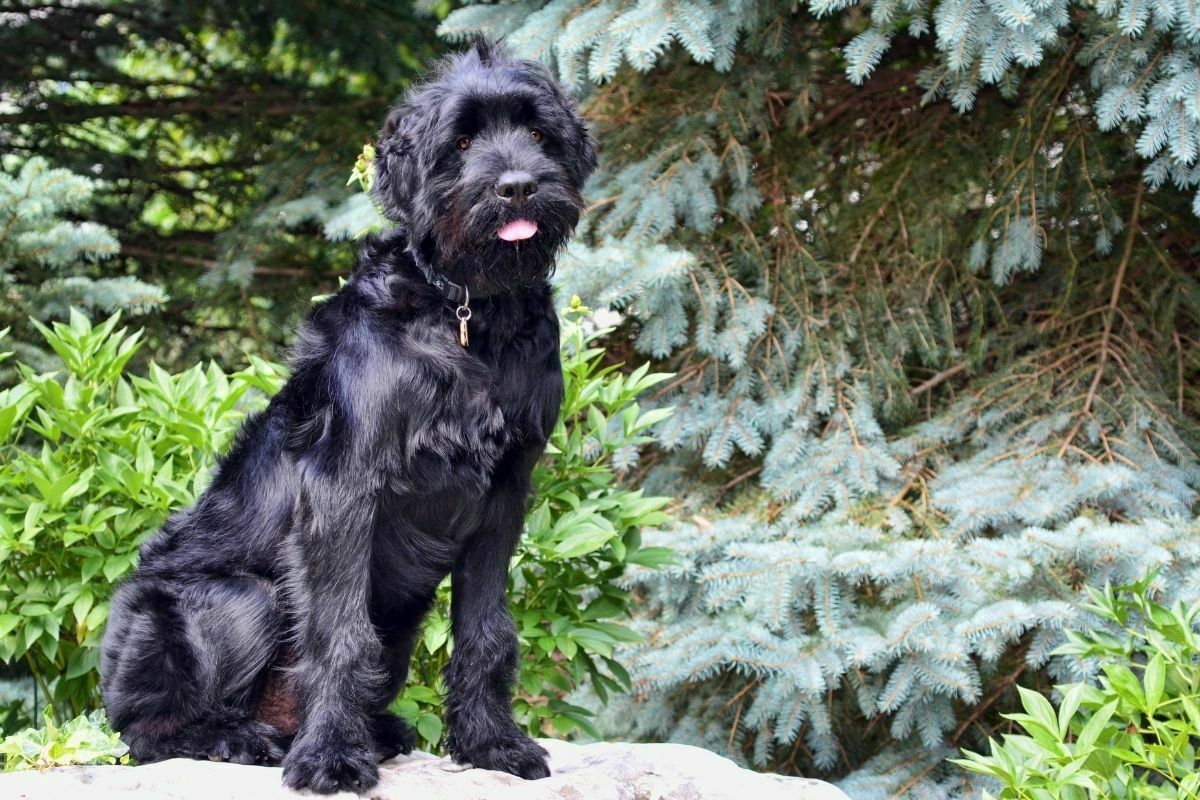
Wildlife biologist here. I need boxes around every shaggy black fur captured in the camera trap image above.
[99,40,596,794]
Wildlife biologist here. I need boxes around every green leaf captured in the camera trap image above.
[102,553,134,583]
[422,615,450,654]
[416,714,442,746]
[603,657,632,689]
[23,620,42,653]
[626,546,676,568]
[556,635,578,659]
[1143,653,1165,710]
[81,555,104,583]
[1075,699,1118,752]
[525,501,552,538]
[84,603,109,633]
[1057,683,1084,740]
[553,525,618,558]
[65,647,98,680]
[23,501,45,539]
[1103,663,1146,710]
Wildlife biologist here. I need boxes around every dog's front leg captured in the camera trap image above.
[444,469,551,780]
[281,471,385,794]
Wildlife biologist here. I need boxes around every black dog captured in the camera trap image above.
[99,39,595,794]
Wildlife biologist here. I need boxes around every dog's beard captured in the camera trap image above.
[426,179,582,296]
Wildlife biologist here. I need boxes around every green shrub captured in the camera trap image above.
[395,298,675,749]
[0,311,285,719]
[0,708,128,771]
[952,576,1200,799]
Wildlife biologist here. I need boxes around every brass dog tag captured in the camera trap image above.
[456,305,471,347]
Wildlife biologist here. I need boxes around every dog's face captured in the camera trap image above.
[373,40,597,296]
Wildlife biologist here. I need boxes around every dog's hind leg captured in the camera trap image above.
[100,574,286,765]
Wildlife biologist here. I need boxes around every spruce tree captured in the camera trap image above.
[0,157,164,368]
[439,2,1200,796]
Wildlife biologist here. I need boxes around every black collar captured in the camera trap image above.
[409,246,468,306]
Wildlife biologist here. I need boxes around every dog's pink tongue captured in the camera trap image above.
[498,219,538,241]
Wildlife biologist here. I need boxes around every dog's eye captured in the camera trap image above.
[456,136,472,151]
[530,129,543,143]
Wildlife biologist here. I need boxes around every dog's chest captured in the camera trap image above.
[464,303,562,447]
[475,338,560,446]
[374,321,560,554]
[379,297,561,503]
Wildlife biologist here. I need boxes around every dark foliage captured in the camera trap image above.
[0,0,440,364]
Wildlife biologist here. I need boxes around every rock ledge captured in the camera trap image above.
[0,738,849,800]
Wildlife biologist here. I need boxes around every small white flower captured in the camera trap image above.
[591,308,624,329]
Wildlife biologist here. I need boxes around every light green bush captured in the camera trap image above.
[953,576,1200,799]
[0,708,128,771]
[0,311,285,718]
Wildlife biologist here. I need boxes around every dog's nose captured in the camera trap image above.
[496,171,538,205]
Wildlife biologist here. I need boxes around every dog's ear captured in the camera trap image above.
[372,104,416,222]
[576,120,598,184]
[379,104,412,148]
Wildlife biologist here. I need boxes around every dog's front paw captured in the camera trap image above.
[282,732,379,794]
[201,720,285,765]
[370,712,415,761]
[450,731,550,779]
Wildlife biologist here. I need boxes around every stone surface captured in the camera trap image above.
[0,739,849,800]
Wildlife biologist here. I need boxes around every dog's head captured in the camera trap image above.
[373,39,597,295]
